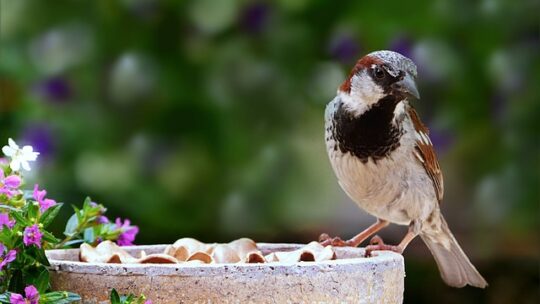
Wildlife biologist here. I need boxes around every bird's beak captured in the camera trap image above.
[393,73,420,100]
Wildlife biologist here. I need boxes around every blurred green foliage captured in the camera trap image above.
[1,0,538,302]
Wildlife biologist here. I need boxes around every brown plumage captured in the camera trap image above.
[408,107,444,203]
[339,56,383,93]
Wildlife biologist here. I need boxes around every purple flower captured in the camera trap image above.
[0,213,15,229]
[9,285,39,304]
[124,0,159,20]
[33,184,57,212]
[389,35,414,59]
[428,126,455,155]
[328,32,361,64]
[21,124,55,158]
[97,215,109,224]
[0,169,21,198]
[490,92,508,124]
[34,76,72,103]
[89,201,107,215]
[115,218,139,246]
[0,243,17,271]
[145,300,153,304]
[23,225,43,248]
[239,2,271,34]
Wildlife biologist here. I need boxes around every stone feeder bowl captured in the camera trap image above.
[46,241,405,303]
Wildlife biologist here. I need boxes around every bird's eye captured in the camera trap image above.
[373,66,385,79]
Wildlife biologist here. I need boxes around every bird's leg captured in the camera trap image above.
[319,219,389,247]
[365,220,420,257]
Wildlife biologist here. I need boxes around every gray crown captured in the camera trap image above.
[368,50,417,78]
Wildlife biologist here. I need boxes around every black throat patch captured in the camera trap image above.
[331,96,403,163]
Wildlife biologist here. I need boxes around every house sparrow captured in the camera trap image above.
[320,50,487,288]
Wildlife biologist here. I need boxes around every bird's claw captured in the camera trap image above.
[364,235,402,257]
[318,233,331,243]
[318,233,349,247]
[369,235,385,246]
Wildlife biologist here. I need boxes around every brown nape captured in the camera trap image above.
[339,55,384,93]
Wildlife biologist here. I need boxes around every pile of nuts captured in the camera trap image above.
[79,238,336,264]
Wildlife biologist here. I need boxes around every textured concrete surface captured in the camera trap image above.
[46,243,405,304]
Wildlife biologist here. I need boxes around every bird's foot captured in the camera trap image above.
[364,235,403,257]
[318,233,355,247]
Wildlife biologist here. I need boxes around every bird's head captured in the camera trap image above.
[338,50,419,115]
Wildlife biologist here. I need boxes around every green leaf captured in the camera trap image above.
[0,227,12,246]
[27,246,51,266]
[123,294,135,301]
[83,227,95,244]
[73,205,83,225]
[62,239,84,247]
[9,196,26,208]
[0,204,19,212]
[41,291,81,304]
[10,211,30,226]
[82,197,92,211]
[25,265,50,293]
[42,230,60,244]
[0,293,12,304]
[64,213,79,237]
[8,269,24,294]
[39,203,63,228]
[110,289,121,304]
[136,296,148,304]
[27,201,39,222]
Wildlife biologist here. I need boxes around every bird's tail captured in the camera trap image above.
[420,215,488,288]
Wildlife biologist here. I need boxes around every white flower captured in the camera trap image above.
[2,138,40,171]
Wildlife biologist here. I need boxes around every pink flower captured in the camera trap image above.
[0,243,17,271]
[9,285,39,304]
[23,225,43,248]
[145,300,153,304]
[115,218,139,246]
[0,169,21,198]
[33,184,56,212]
[0,213,15,229]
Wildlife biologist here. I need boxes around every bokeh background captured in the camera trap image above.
[1,0,539,302]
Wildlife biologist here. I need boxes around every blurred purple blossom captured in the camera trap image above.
[142,142,170,175]
[239,2,271,34]
[9,285,39,304]
[33,184,57,212]
[97,215,110,224]
[428,126,455,155]
[329,32,361,64]
[90,201,107,215]
[21,123,55,158]
[0,243,17,271]
[490,92,507,124]
[23,225,43,248]
[115,218,139,246]
[0,169,21,198]
[0,213,15,229]
[389,35,414,59]
[34,76,72,103]
[124,0,160,20]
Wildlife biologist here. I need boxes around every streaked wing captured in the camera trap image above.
[408,106,444,203]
